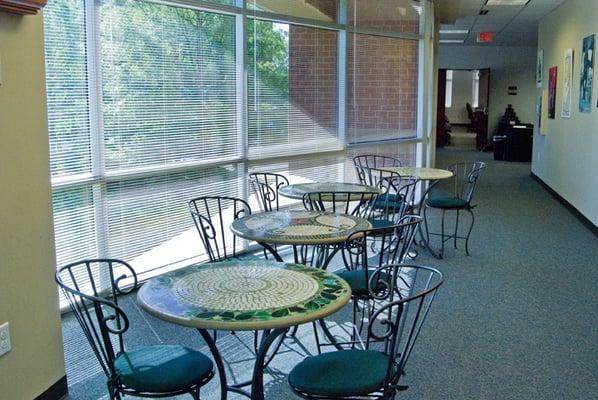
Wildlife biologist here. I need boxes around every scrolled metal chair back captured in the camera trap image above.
[342,215,422,295]
[353,155,402,185]
[378,175,421,222]
[188,196,252,262]
[55,259,137,379]
[248,172,290,212]
[449,161,486,204]
[366,264,443,393]
[302,190,379,219]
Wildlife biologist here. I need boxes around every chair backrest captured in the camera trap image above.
[248,172,290,212]
[188,196,252,262]
[302,190,380,219]
[366,264,443,391]
[353,155,401,185]
[448,161,486,204]
[354,165,401,189]
[342,215,422,281]
[55,259,138,379]
[377,175,421,223]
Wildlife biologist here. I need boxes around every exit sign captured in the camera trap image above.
[478,32,494,43]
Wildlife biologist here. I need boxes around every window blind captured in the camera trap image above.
[247,19,342,159]
[100,0,240,172]
[44,0,92,181]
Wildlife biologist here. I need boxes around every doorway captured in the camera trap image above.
[436,68,490,149]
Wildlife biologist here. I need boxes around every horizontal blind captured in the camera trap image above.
[44,0,92,180]
[248,19,342,159]
[247,0,338,22]
[100,0,240,172]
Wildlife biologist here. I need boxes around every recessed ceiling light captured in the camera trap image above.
[486,0,530,5]
[439,29,469,34]
[440,39,465,44]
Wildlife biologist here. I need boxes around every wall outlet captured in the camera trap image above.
[0,322,11,357]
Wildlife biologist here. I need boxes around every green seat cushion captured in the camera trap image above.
[289,350,390,397]
[368,218,396,234]
[337,269,388,296]
[426,196,468,209]
[372,193,403,210]
[114,345,213,393]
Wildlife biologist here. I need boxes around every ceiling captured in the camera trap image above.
[435,0,566,46]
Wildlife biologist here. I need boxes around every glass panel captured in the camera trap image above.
[348,0,420,33]
[347,34,419,143]
[100,0,239,171]
[248,0,337,22]
[105,164,243,279]
[43,0,92,178]
[248,19,341,158]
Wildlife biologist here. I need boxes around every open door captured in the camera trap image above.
[475,68,490,149]
[436,69,448,148]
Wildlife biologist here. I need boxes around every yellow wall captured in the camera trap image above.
[533,0,598,225]
[0,11,65,399]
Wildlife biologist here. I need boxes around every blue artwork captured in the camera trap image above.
[579,34,594,113]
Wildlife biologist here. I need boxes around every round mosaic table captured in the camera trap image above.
[384,166,453,181]
[231,210,372,266]
[137,259,351,400]
[278,182,380,200]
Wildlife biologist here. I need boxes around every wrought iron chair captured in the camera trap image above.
[248,172,290,212]
[339,215,422,341]
[55,259,214,400]
[288,264,443,400]
[353,154,402,185]
[188,196,253,262]
[422,161,486,258]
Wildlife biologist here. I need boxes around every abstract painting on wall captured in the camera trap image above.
[548,66,557,119]
[562,49,574,118]
[536,49,544,88]
[579,34,595,113]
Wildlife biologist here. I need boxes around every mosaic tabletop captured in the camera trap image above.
[137,260,351,331]
[385,167,453,181]
[230,210,372,245]
[278,182,381,200]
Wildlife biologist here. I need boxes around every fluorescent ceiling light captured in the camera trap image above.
[440,39,465,43]
[439,29,469,34]
[485,0,530,5]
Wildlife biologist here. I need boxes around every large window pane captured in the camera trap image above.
[347,34,419,143]
[44,0,92,179]
[248,19,341,158]
[105,165,243,279]
[348,0,420,34]
[100,0,239,171]
[248,0,337,22]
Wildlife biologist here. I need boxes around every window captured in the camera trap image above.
[445,69,453,108]
[44,0,427,307]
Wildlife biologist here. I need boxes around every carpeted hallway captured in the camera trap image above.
[64,148,598,400]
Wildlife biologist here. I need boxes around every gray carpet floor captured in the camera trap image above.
[63,148,598,400]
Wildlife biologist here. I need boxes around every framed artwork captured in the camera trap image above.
[536,49,544,88]
[548,66,557,119]
[579,34,595,113]
[562,49,574,118]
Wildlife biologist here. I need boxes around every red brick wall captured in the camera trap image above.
[288,26,338,137]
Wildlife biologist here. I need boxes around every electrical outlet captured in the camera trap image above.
[0,322,11,357]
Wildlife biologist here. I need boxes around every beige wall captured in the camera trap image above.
[533,0,598,225]
[0,11,65,399]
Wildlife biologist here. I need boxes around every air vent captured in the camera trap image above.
[479,9,489,15]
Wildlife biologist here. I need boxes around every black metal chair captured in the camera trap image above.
[188,196,252,262]
[288,264,443,400]
[248,172,290,212]
[339,215,422,340]
[353,155,402,186]
[55,259,215,400]
[423,161,486,258]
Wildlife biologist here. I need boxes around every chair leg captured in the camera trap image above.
[454,210,460,249]
[465,209,475,256]
[423,205,431,246]
[312,321,322,354]
[440,209,446,258]
[190,388,201,400]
